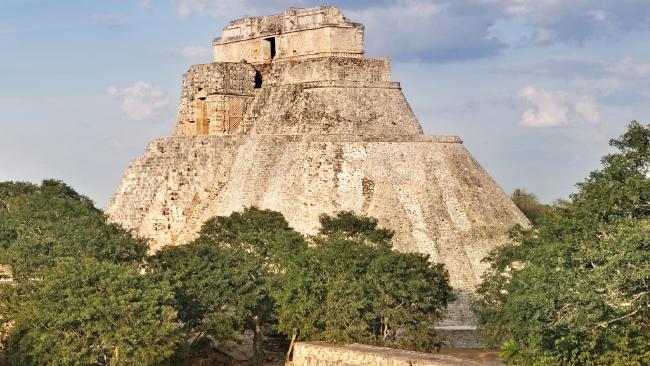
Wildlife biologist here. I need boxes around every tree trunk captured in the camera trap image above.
[113,346,119,365]
[285,332,297,363]
[253,313,264,366]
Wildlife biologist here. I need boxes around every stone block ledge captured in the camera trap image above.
[289,342,483,366]
[149,134,462,146]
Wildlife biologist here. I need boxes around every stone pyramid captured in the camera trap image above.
[107,6,528,346]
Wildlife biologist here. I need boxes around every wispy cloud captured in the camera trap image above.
[517,87,600,128]
[501,0,650,45]
[499,55,650,80]
[346,0,506,62]
[107,82,169,121]
[172,0,292,19]
[92,13,126,28]
[0,20,88,35]
[162,46,213,63]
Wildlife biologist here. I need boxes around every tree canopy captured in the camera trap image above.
[273,211,454,353]
[150,207,309,366]
[0,180,178,365]
[0,180,147,278]
[150,209,454,363]
[4,258,182,366]
[475,121,650,365]
[510,188,549,224]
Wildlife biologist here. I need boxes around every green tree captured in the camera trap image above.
[273,211,454,354]
[160,207,308,366]
[511,188,549,224]
[0,180,182,365]
[3,258,182,366]
[148,241,257,351]
[318,211,394,244]
[0,180,147,278]
[475,121,650,365]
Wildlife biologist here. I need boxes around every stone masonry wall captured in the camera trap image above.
[266,57,390,85]
[242,83,422,135]
[214,7,363,64]
[288,342,482,366]
[174,57,413,137]
[173,63,256,136]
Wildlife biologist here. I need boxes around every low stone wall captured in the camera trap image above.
[288,342,482,366]
[436,326,484,348]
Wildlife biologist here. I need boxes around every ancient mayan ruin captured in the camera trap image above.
[107,6,528,346]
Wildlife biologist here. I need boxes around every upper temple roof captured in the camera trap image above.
[212,7,365,63]
[214,7,362,44]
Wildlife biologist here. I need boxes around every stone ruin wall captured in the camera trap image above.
[173,63,256,136]
[288,342,482,366]
[266,57,390,86]
[175,57,417,137]
[214,7,363,64]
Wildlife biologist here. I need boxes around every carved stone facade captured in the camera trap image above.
[174,63,256,136]
[214,7,363,64]
[107,6,528,345]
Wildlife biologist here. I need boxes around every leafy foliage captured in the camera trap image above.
[273,211,454,352]
[0,180,147,278]
[148,241,259,345]
[4,258,182,366]
[511,188,549,224]
[0,183,454,363]
[151,207,308,366]
[318,211,394,244]
[475,122,650,365]
[0,180,176,365]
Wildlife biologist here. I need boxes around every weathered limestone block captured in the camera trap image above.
[214,7,363,64]
[266,57,390,86]
[289,342,482,366]
[173,63,256,136]
[244,84,422,135]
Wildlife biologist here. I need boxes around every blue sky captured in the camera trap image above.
[1,0,649,207]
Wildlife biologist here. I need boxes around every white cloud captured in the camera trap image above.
[177,0,209,18]
[517,86,600,128]
[499,55,650,99]
[587,9,608,21]
[107,81,169,121]
[608,57,650,78]
[500,0,650,45]
[139,0,152,8]
[573,96,600,123]
[346,0,505,61]
[570,78,625,97]
[163,46,213,62]
[172,0,288,19]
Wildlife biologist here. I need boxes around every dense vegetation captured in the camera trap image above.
[0,185,453,365]
[273,212,453,354]
[475,122,650,365]
[150,208,453,365]
[0,181,180,365]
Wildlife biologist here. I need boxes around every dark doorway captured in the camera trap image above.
[254,70,263,88]
[264,37,276,59]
